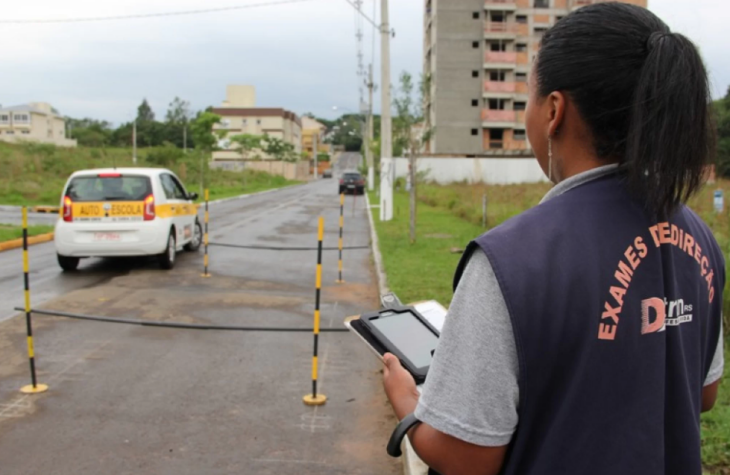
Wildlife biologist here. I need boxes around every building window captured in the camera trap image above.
[472,41,479,49]
[221,119,231,128]
[491,13,505,22]
[489,71,506,81]
[490,129,505,149]
[490,42,506,52]
[514,129,527,140]
[556,16,564,22]
[0,114,9,124]
[472,99,479,107]
[516,72,527,82]
[256,119,262,125]
[516,15,528,24]
[516,43,528,52]
[489,99,506,110]
[242,119,248,125]
[534,0,549,8]
[13,114,30,123]
[23,130,31,135]
[534,27,548,36]
[471,129,479,136]
[473,11,480,19]
[514,101,527,111]
[6,130,15,135]
[472,70,479,78]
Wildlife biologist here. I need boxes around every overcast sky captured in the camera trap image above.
[1,0,727,126]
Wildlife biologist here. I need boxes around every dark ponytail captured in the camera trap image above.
[537,3,715,216]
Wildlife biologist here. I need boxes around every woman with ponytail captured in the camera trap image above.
[382,3,724,474]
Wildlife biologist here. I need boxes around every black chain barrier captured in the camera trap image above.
[16,308,350,333]
[208,242,370,251]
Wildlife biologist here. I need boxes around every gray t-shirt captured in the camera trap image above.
[415,165,725,447]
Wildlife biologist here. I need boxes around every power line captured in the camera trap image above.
[0,0,319,25]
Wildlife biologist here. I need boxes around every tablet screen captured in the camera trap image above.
[371,311,438,368]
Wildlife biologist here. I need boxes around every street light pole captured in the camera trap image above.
[367,64,375,191]
[132,120,137,165]
[379,0,393,221]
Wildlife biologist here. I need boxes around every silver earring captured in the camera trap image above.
[548,136,553,182]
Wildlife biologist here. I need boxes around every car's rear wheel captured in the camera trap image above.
[159,231,176,270]
[184,220,203,252]
[57,254,80,272]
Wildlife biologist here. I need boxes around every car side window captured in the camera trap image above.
[168,175,188,200]
[160,174,177,200]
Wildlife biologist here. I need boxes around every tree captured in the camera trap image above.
[136,99,155,123]
[66,118,113,147]
[715,87,730,178]
[393,71,434,243]
[230,134,264,160]
[189,112,222,195]
[163,97,193,149]
[263,136,297,162]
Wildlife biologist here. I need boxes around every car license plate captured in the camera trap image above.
[93,233,121,242]
[348,185,355,188]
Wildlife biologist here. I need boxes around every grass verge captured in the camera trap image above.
[0,224,55,243]
[370,182,729,473]
[368,189,483,306]
[0,142,300,206]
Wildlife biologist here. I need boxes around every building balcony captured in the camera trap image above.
[484,81,528,94]
[484,22,528,37]
[484,0,517,11]
[485,51,516,64]
[482,109,516,122]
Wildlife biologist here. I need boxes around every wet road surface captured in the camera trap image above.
[0,154,400,474]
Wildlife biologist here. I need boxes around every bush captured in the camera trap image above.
[145,142,183,167]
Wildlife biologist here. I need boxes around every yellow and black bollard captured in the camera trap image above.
[336,193,345,284]
[201,189,212,278]
[20,207,48,394]
[303,217,327,406]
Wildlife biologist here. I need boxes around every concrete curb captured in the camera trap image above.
[0,232,54,253]
[364,192,428,475]
[364,192,390,297]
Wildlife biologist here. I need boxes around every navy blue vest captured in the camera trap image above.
[454,173,724,475]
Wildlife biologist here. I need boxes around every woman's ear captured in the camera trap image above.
[547,91,566,138]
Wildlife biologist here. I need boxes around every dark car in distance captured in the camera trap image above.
[339,172,365,195]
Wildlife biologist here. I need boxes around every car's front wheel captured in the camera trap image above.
[57,254,80,272]
[159,231,176,270]
[184,220,203,252]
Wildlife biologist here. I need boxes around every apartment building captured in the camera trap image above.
[0,102,77,147]
[424,0,647,155]
[211,85,302,161]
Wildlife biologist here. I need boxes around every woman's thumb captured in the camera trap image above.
[383,353,398,367]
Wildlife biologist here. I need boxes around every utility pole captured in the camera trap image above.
[132,120,137,165]
[379,0,393,221]
[183,126,188,154]
[366,64,375,191]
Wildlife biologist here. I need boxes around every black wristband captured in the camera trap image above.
[387,413,422,457]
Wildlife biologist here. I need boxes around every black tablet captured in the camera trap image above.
[349,307,440,384]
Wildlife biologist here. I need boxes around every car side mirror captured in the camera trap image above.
[188,192,199,201]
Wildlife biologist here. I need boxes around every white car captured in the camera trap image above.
[54,168,202,271]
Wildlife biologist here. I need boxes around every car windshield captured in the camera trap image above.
[344,173,362,180]
[65,175,152,202]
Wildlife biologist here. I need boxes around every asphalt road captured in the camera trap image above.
[0,153,400,474]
